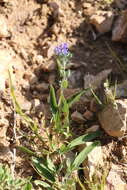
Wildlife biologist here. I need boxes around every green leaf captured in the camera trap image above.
[18,146,37,157]
[46,156,56,173]
[61,130,102,154]
[32,157,55,183]
[34,180,53,189]
[91,89,103,105]
[67,89,89,107]
[22,182,32,190]
[50,85,58,114]
[61,94,69,113]
[71,141,100,171]
[61,80,68,88]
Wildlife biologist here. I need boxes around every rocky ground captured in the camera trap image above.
[0,0,127,189]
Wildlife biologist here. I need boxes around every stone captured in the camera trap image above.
[84,69,112,96]
[0,49,14,91]
[71,111,86,123]
[33,99,40,108]
[112,80,127,98]
[114,0,127,9]
[90,10,114,34]
[112,10,127,43]
[57,88,81,100]
[0,15,9,38]
[36,82,49,92]
[90,98,101,112]
[98,100,127,137]
[105,164,127,190]
[40,60,56,72]
[36,55,43,64]
[83,2,96,16]
[83,110,94,120]
[86,125,100,133]
[0,45,25,91]
[16,95,32,111]
[68,70,82,88]
[82,142,103,180]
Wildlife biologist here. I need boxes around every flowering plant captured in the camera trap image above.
[54,43,72,89]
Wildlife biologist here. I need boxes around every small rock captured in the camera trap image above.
[86,125,100,133]
[0,15,9,38]
[71,111,86,123]
[48,73,56,85]
[90,98,101,112]
[83,110,94,120]
[83,2,96,16]
[0,118,8,139]
[57,88,81,100]
[90,10,114,34]
[82,142,103,180]
[114,0,127,9]
[105,164,127,190]
[98,100,127,137]
[40,61,56,72]
[84,69,112,96]
[36,55,43,64]
[0,49,14,91]
[29,74,38,85]
[112,80,127,98]
[112,10,127,43]
[36,82,49,92]
[17,95,32,111]
[69,70,82,88]
[33,99,40,108]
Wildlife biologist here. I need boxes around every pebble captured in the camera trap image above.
[71,111,86,124]
[83,110,94,120]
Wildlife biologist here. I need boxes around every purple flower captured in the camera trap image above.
[54,43,69,56]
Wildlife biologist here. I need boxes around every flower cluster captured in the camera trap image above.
[54,43,69,56]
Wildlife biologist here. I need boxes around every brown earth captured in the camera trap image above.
[0,0,127,189]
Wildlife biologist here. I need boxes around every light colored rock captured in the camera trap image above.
[86,125,100,133]
[115,0,127,9]
[0,15,9,38]
[83,2,96,16]
[57,88,81,100]
[112,10,127,43]
[90,98,100,112]
[98,100,127,137]
[36,82,49,92]
[16,94,32,111]
[40,60,56,72]
[90,10,114,34]
[105,164,127,190]
[84,69,111,96]
[69,70,82,88]
[112,80,127,98]
[33,99,40,108]
[82,142,103,180]
[71,111,86,123]
[0,117,8,139]
[0,49,14,91]
[36,55,43,64]
[83,110,94,120]
[0,45,25,91]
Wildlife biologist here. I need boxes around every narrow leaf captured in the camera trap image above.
[71,141,100,171]
[34,180,53,189]
[67,89,89,107]
[22,183,32,190]
[61,130,102,154]
[50,85,58,114]
[46,156,56,172]
[32,157,55,183]
[18,146,37,157]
